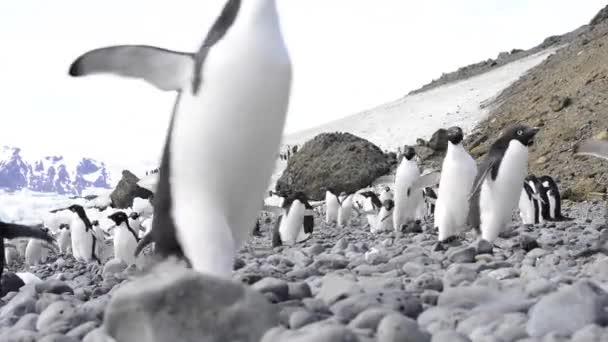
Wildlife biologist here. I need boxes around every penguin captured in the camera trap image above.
[525,175,550,222]
[357,191,382,228]
[57,223,71,254]
[25,228,54,266]
[268,192,316,247]
[51,205,100,264]
[379,186,393,202]
[0,221,54,296]
[108,211,141,265]
[337,192,355,227]
[422,187,437,218]
[91,220,106,260]
[324,187,340,224]
[127,212,143,236]
[518,182,539,225]
[4,243,18,265]
[468,125,540,242]
[539,175,573,221]
[393,146,424,232]
[139,216,153,239]
[372,199,395,233]
[435,126,478,242]
[71,0,292,278]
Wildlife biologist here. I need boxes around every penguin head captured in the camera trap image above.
[504,125,540,147]
[283,191,309,208]
[446,126,464,145]
[67,204,86,216]
[129,212,140,220]
[322,186,337,196]
[91,220,99,227]
[402,146,416,161]
[107,211,129,225]
[384,186,390,192]
[383,199,395,211]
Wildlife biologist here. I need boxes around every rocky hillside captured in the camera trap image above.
[0,146,112,195]
[461,5,608,201]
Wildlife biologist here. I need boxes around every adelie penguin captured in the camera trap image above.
[25,227,56,266]
[108,211,141,265]
[265,192,319,247]
[525,175,550,223]
[0,221,55,297]
[337,191,355,227]
[71,0,292,278]
[373,199,395,233]
[539,175,573,221]
[434,126,477,243]
[468,125,540,243]
[356,191,382,229]
[57,223,71,255]
[323,187,340,224]
[422,187,437,219]
[50,205,100,264]
[518,182,540,225]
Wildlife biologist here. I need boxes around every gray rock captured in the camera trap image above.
[304,243,326,256]
[0,289,37,321]
[12,313,38,331]
[317,274,363,305]
[251,277,289,302]
[102,260,128,278]
[469,312,528,341]
[330,290,422,323]
[348,308,398,331]
[262,325,360,342]
[0,329,39,342]
[103,261,279,342]
[443,264,477,287]
[527,280,608,337]
[67,322,99,340]
[473,239,494,255]
[430,330,471,342]
[408,273,443,292]
[289,309,318,329]
[82,327,116,342]
[571,324,608,341]
[37,301,85,334]
[447,246,476,263]
[376,313,431,342]
[310,254,349,273]
[285,250,313,268]
[288,282,312,300]
[37,334,79,342]
[525,278,557,298]
[487,267,519,280]
[437,286,500,309]
[35,280,74,295]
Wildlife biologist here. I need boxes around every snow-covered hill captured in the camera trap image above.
[0,146,112,195]
[282,48,560,151]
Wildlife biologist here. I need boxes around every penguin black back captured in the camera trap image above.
[360,191,382,209]
[526,175,550,222]
[522,182,540,224]
[539,175,572,221]
[68,204,93,232]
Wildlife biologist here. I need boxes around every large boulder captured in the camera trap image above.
[276,132,390,200]
[110,170,153,209]
[427,129,448,152]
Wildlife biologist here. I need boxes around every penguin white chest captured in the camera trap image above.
[338,195,354,226]
[480,141,529,241]
[58,230,71,254]
[279,201,306,245]
[114,224,137,265]
[435,143,477,240]
[70,215,92,261]
[393,160,421,230]
[170,9,292,277]
[325,193,340,223]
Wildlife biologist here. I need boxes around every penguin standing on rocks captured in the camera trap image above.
[519,182,540,225]
[435,126,478,242]
[356,191,382,228]
[91,220,106,260]
[337,192,355,227]
[539,175,573,221]
[324,187,340,224]
[468,125,540,242]
[4,243,18,265]
[373,199,395,233]
[71,0,292,278]
[525,175,549,223]
[393,146,425,232]
[0,221,54,296]
[265,192,317,247]
[108,211,140,265]
[57,223,71,254]
[51,205,100,264]
[379,186,393,202]
[25,227,55,266]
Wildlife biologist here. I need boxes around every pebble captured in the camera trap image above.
[447,246,476,263]
[376,313,431,342]
[252,277,290,302]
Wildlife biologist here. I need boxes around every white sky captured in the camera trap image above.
[0,0,605,169]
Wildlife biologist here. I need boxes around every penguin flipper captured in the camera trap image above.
[574,139,608,160]
[0,222,54,244]
[68,45,194,91]
[134,233,155,257]
[412,171,441,192]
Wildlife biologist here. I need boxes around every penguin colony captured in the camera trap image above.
[0,0,598,300]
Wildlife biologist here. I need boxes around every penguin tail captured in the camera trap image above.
[0,221,55,244]
[134,233,154,257]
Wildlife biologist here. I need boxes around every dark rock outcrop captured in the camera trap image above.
[427,129,449,152]
[276,132,391,200]
[109,170,152,209]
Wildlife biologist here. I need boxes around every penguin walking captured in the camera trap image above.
[518,182,539,225]
[372,199,395,233]
[70,0,292,278]
[91,220,106,261]
[266,192,316,247]
[337,192,354,227]
[393,146,424,232]
[51,205,100,264]
[0,221,54,296]
[108,211,141,265]
[435,127,478,242]
[356,191,382,228]
[324,187,340,224]
[539,175,573,221]
[25,228,54,266]
[468,125,540,242]
[57,223,71,254]
[525,175,550,223]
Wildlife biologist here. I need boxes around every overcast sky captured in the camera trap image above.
[0,0,605,169]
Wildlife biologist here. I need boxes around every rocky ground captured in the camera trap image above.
[2,200,608,341]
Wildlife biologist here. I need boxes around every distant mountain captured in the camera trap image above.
[0,146,112,195]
